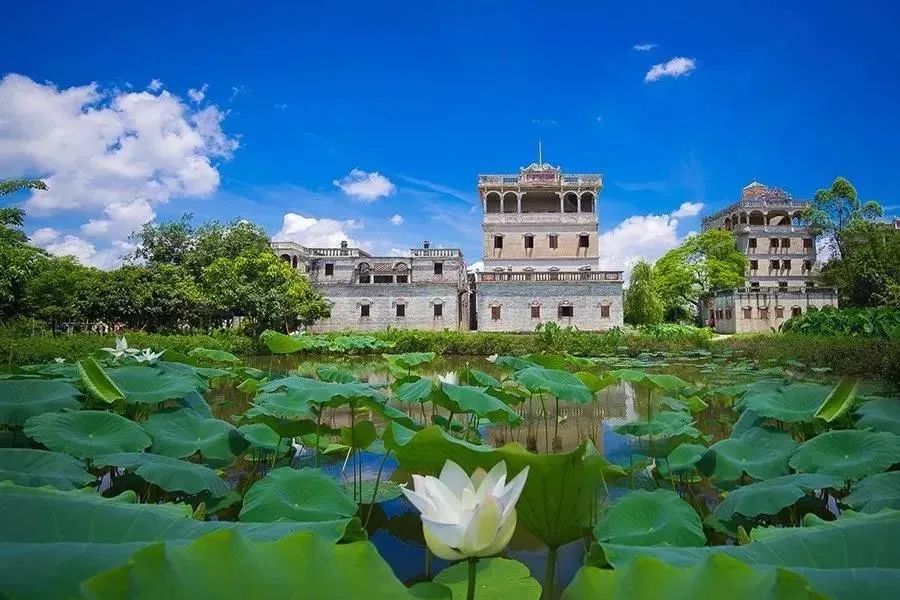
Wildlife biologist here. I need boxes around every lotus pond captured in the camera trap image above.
[1,330,899,599]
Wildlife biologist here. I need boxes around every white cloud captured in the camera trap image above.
[389,248,408,257]
[467,261,484,273]
[333,168,396,202]
[390,214,404,226]
[672,201,705,218]
[598,214,682,275]
[187,83,208,103]
[645,57,697,83]
[0,73,237,267]
[29,227,63,246]
[633,43,658,51]
[29,228,134,269]
[272,212,362,248]
[147,79,163,92]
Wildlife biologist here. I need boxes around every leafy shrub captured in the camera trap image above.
[780,306,900,339]
[636,323,714,342]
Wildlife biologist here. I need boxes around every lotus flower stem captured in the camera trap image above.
[466,557,478,600]
[542,546,557,600]
[314,408,323,467]
[364,449,392,528]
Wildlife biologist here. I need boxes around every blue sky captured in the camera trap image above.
[2,0,899,270]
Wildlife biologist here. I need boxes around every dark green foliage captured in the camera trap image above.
[780,306,900,338]
[623,260,663,325]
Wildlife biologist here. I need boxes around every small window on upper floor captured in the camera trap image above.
[780,238,791,248]
[803,238,813,249]
[748,238,758,248]
[770,238,779,248]
[600,304,610,318]
[433,262,443,276]
[775,307,784,318]
[524,235,534,249]
[725,308,733,320]
[548,234,558,249]
[749,281,760,289]
[792,306,802,317]
[578,234,590,248]
[558,305,574,318]
[491,306,501,320]
[396,274,408,284]
[750,260,758,270]
[759,307,769,319]
[779,281,789,289]
[770,260,780,270]
[360,304,370,318]
[782,259,791,270]
[743,308,753,319]
[433,303,443,317]
[531,305,541,319]
[493,235,503,249]
[396,304,406,318]
[324,263,334,276]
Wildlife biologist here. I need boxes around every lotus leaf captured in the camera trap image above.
[187,348,240,364]
[176,391,214,418]
[239,467,358,522]
[844,471,900,513]
[664,443,708,473]
[0,379,81,425]
[143,409,248,460]
[699,427,799,482]
[433,557,541,600]
[106,365,207,405]
[813,377,857,423]
[855,398,900,435]
[0,448,93,490]
[385,423,625,548]
[514,367,593,403]
[24,410,151,458]
[613,410,696,438]
[714,474,845,522]
[237,423,286,453]
[520,353,570,370]
[731,409,764,438]
[340,419,378,450]
[460,367,501,388]
[78,358,125,403]
[563,555,822,600]
[316,365,357,383]
[250,391,318,420]
[259,376,385,406]
[492,356,538,372]
[94,452,230,497]
[741,382,831,423]
[789,430,900,480]
[259,329,307,354]
[19,362,79,379]
[354,479,404,504]
[574,371,616,393]
[383,352,436,370]
[81,529,445,600]
[593,489,706,547]
[436,383,522,424]
[395,376,437,403]
[599,510,900,600]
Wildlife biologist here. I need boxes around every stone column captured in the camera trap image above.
[557,192,564,213]
[517,193,522,213]
[577,194,582,213]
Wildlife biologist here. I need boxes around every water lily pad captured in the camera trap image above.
[593,489,706,547]
[714,474,845,522]
[699,427,799,482]
[106,365,207,405]
[24,410,151,458]
[844,471,900,513]
[741,382,830,423]
[855,398,900,435]
[434,557,541,600]
[94,452,230,497]
[0,379,82,425]
[790,430,900,480]
[143,409,248,460]
[0,448,93,490]
[515,367,593,403]
[239,467,358,522]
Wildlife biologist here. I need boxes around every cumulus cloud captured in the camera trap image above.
[645,57,697,82]
[187,83,208,103]
[272,212,361,248]
[467,261,484,273]
[29,227,134,269]
[333,168,395,202]
[390,214,404,225]
[672,201,705,218]
[633,43,658,51]
[598,214,682,275]
[0,73,237,266]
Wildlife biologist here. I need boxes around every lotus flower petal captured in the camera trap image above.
[475,461,507,502]
[478,508,517,557]
[440,460,475,498]
[422,515,465,549]
[423,476,462,519]
[401,486,438,519]
[497,466,529,521]
[460,496,503,555]
[423,523,466,560]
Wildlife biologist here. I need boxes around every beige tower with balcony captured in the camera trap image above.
[475,159,624,332]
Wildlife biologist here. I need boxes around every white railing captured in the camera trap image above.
[482,213,597,224]
[410,248,461,258]
[478,174,601,187]
[478,271,622,282]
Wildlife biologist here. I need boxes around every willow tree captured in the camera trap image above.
[624,260,664,325]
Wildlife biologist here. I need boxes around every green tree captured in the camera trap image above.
[201,250,329,334]
[0,179,48,197]
[624,260,664,325]
[820,220,900,308]
[654,229,748,319]
[129,214,196,267]
[23,256,98,331]
[803,177,883,259]
[0,180,48,321]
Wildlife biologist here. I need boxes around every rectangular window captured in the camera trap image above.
[433,262,443,275]
[433,304,442,317]
[775,307,784,318]
[601,304,610,318]
[559,305,574,318]
[782,259,791,271]
[743,308,753,319]
[803,260,812,272]
[803,238,813,249]
[324,263,334,276]
[531,305,541,319]
[792,306,802,317]
[770,260,780,270]
[548,234,558,249]
[493,235,503,249]
[360,304,370,318]
[750,281,760,289]
[725,308,733,320]
[358,274,371,284]
[715,309,723,319]
[750,260,758,270]
[491,306,501,320]
[578,234,590,248]
[779,281,788,289]
[759,307,769,319]
[396,304,406,318]
[748,238,757,248]
[524,236,534,249]
[806,281,815,288]
[781,238,791,248]
[396,275,408,283]
[770,238,779,248]
[374,275,393,283]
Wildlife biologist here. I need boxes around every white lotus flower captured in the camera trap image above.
[401,460,528,560]
[53,357,65,364]
[134,348,164,363]
[437,371,458,385]
[101,337,134,360]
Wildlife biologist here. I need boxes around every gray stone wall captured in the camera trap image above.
[702,289,838,334]
[476,281,624,332]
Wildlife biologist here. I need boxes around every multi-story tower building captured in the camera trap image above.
[272,241,469,331]
[702,181,817,288]
[474,159,624,331]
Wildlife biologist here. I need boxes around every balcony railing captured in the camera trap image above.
[478,174,601,187]
[482,212,597,224]
[478,271,623,282]
[713,286,836,297]
[410,248,461,258]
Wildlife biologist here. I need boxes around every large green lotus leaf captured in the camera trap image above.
[514,367,593,403]
[789,430,900,480]
[0,448,93,490]
[593,489,706,547]
[433,557,541,600]
[24,410,151,458]
[160,360,232,381]
[599,510,900,600]
[613,410,699,438]
[106,365,207,405]
[259,376,385,406]
[383,352,436,371]
[813,377,857,423]
[176,391,214,419]
[491,355,538,372]
[143,408,248,460]
[353,478,405,504]
[699,427,799,482]
[664,443,708,473]
[741,382,831,423]
[520,353,571,370]
[315,365,357,383]
[0,379,82,425]
[460,367,501,389]
[94,452,230,497]
[385,423,625,548]
[844,471,900,513]
[339,419,378,450]
[237,423,287,453]
[731,409,764,438]
[81,529,445,600]
[18,362,80,379]
[395,376,437,403]
[186,347,240,364]
[574,371,616,393]
[250,391,318,420]
[714,474,845,522]
[78,358,125,404]
[239,467,358,523]
[644,373,692,394]
[259,329,307,354]
[563,554,823,600]
[0,483,360,599]
[436,383,521,425]
[855,398,900,435]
